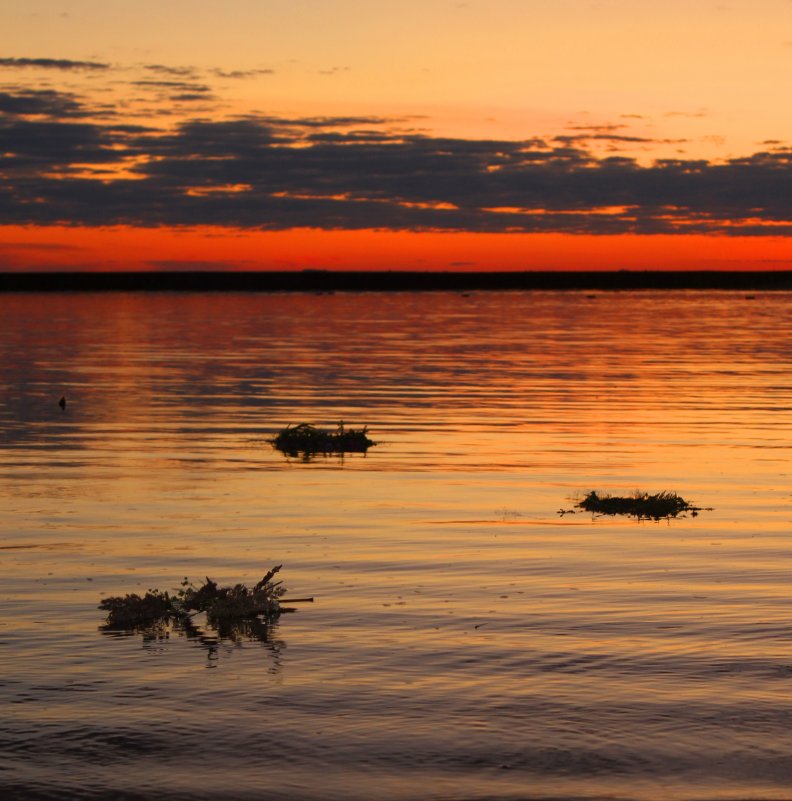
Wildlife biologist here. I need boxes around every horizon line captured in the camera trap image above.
[2,269,792,293]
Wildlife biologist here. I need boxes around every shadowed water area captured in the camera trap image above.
[1,290,791,800]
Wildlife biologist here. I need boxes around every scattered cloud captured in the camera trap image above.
[2,87,792,237]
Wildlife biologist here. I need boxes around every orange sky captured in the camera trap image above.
[3,226,792,273]
[2,0,792,271]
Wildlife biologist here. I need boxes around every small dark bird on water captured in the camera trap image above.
[58,396,66,410]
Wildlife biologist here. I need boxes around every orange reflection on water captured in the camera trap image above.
[2,290,792,800]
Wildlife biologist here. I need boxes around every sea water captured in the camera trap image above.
[1,290,791,800]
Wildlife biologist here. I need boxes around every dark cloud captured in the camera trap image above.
[0,57,110,71]
[2,88,792,236]
[0,120,125,175]
[0,89,88,117]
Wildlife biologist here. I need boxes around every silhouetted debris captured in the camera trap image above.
[99,565,312,629]
[271,422,375,458]
[58,396,66,410]
[572,490,706,520]
[98,590,172,625]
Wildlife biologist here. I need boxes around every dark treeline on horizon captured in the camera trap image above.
[1,270,792,293]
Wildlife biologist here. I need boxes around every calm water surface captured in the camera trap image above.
[1,290,791,800]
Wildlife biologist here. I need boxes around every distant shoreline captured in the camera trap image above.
[1,270,792,293]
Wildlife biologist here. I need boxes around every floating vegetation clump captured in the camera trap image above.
[573,490,706,520]
[98,591,174,626]
[99,565,311,629]
[271,422,376,459]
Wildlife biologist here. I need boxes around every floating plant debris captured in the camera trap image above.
[99,565,312,629]
[270,422,376,458]
[568,490,707,520]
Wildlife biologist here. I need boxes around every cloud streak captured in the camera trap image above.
[0,57,111,71]
[212,68,274,79]
[2,88,792,236]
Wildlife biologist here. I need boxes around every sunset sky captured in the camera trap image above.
[3,0,792,271]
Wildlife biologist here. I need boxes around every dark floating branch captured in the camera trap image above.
[99,565,312,629]
[270,422,376,459]
[568,490,709,520]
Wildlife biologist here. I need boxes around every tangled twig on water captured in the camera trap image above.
[270,422,376,459]
[563,490,709,520]
[99,565,312,628]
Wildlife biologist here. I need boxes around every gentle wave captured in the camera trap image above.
[1,291,792,800]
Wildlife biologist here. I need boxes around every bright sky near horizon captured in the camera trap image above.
[3,0,792,271]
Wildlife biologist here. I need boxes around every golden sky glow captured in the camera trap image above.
[2,0,792,270]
